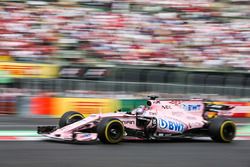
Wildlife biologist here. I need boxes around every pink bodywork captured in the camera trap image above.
[45,99,207,141]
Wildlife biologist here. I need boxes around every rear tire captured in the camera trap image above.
[209,117,236,143]
[59,111,85,128]
[97,118,124,144]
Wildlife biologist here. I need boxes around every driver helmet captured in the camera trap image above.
[135,105,146,115]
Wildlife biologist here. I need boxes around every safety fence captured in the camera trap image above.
[17,78,250,97]
[0,62,249,97]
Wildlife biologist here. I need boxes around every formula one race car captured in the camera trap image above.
[38,96,236,144]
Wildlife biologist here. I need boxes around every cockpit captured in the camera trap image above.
[131,105,147,115]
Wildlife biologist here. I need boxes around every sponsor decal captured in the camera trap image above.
[80,133,91,138]
[0,64,40,76]
[0,62,58,78]
[157,133,172,137]
[72,101,106,107]
[182,104,201,111]
[152,118,157,126]
[159,119,184,133]
[59,67,84,78]
[158,133,164,137]
[51,98,119,117]
[148,112,156,116]
[169,100,181,106]
[122,120,135,125]
[71,101,107,114]
[84,68,108,79]
[162,105,172,110]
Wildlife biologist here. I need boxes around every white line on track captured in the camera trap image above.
[0,136,47,141]
[0,125,55,127]
[235,123,250,125]
[193,137,250,141]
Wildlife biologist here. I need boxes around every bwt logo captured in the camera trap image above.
[159,119,184,132]
[182,104,201,111]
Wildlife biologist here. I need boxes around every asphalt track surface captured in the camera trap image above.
[0,116,250,167]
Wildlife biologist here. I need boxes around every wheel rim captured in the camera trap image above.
[107,122,123,141]
[222,122,236,141]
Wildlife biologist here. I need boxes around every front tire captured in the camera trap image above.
[97,118,124,144]
[209,117,236,143]
[59,111,85,128]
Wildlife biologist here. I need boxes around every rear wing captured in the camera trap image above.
[204,103,235,112]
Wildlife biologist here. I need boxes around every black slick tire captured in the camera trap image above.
[59,111,84,128]
[97,117,124,144]
[209,117,236,143]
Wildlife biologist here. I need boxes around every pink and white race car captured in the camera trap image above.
[38,96,236,144]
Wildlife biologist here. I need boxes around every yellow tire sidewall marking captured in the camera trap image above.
[220,121,235,142]
[105,120,124,143]
[68,114,84,120]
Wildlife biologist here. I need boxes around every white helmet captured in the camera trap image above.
[135,105,145,115]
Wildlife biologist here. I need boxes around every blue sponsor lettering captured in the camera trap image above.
[168,121,174,130]
[182,104,201,111]
[83,133,91,137]
[160,119,167,128]
[159,119,184,132]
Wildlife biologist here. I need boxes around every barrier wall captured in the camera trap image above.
[56,65,250,97]
[1,95,250,118]
[119,99,147,112]
[0,96,16,114]
[30,97,149,117]
[30,97,120,117]
[31,96,53,115]
[16,96,31,116]
[50,98,119,117]
[0,62,59,78]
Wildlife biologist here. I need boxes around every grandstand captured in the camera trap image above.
[0,0,249,69]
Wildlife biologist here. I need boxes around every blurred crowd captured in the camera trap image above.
[0,0,250,69]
